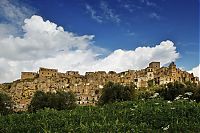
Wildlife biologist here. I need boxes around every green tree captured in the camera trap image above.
[156,81,185,101]
[98,82,136,105]
[0,93,13,115]
[28,91,76,112]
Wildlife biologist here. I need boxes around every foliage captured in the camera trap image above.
[192,85,200,102]
[156,82,186,101]
[0,100,200,132]
[136,90,154,99]
[28,91,76,112]
[147,79,154,87]
[0,93,13,115]
[155,81,200,102]
[98,82,135,105]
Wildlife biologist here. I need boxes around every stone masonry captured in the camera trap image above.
[0,62,199,111]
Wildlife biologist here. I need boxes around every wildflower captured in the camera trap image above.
[171,107,175,110]
[155,103,159,105]
[183,97,189,100]
[150,93,159,98]
[167,101,172,103]
[162,125,170,131]
[185,92,193,96]
[175,95,182,100]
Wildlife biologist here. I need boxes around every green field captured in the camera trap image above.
[0,99,200,132]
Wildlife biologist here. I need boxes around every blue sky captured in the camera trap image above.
[0,0,199,82]
[27,0,199,68]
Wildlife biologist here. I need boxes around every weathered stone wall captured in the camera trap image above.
[0,62,199,111]
[39,67,58,78]
[21,72,38,80]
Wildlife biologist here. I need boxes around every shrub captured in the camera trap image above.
[136,90,154,99]
[156,82,185,101]
[0,93,13,115]
[98,82,135,105]
[193,85,200,102]
[28,91,76,112]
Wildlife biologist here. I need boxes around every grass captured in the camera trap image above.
[0,99,200,132]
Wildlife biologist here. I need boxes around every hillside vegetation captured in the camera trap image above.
[0,99,200,132]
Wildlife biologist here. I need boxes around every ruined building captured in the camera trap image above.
[0,62,199,111]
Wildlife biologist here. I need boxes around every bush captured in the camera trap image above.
[156,82,185,101]
[98,82,135,105]
[0,93,13,115]
[28,91,76,112]
[136,91,154,99]
[192,85,200,102]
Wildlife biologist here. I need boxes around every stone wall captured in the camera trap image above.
[21,72,38,80]
[39,67,58,78]
[0,62,199,111]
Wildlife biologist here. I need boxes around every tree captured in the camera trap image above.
[156,81,185,101]
[98,82,136,105]
[0,93,13,115]
[28,91,76,112]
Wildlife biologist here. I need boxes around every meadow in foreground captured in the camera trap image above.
[0,99,199,133]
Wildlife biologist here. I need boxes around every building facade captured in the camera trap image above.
[0,62,199,111]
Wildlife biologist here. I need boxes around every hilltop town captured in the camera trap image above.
[0,62,199,111]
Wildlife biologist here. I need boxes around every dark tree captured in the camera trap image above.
[0,93,13,115]
[156,81,185,101]
[28,91,76,112]
[98,82,136,105]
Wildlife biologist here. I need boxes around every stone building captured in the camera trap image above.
[0,61,199,111]
[39,67,58,77]
[21,72,38,80]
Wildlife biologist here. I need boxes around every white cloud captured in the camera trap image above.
[100,1,120,23]
[85,4,103,23]
[149,12,160,20]
[188,65,200,78]
[0,0,34,26]
[0,15,179,83]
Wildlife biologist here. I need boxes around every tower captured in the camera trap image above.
[149,62,160,70]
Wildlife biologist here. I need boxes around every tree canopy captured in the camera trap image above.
[28,91,76,112]
[0,93,13,115]
[98,82,136,105]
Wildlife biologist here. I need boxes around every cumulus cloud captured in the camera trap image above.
[0,0,35,39]
[188,65,200,78]
[0,0,34,26]
[0,15,179,83]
